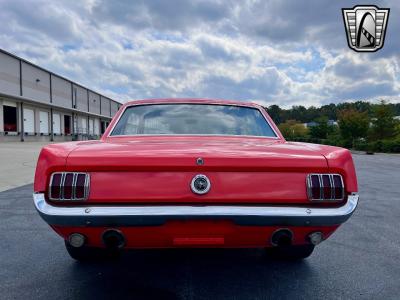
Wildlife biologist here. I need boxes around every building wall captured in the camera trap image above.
[1,97,105,142]
[52,75,72,108]
[73,84,88,112]
[0,49,120,142]
[0,99,4,133]
[0,99,3,132]
[101,96,111,117]
[0,52,20,97]
[88,91,100,115]
[111,101,119,116]
[21,62,51,104]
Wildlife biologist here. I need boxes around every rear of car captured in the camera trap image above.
[33,99,358,261]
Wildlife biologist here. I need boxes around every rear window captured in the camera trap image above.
[110,104,277,137]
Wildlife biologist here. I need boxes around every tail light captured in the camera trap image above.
[49,172,90,201]
[306,174,344,201]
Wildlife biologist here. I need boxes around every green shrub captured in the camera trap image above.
[288,137,322,144]
[365,140,400,153]
[353,140,368,151]
[324,134,345,147]
[381,138,400,153]
[286,135,400,153]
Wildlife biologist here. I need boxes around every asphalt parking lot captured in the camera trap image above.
[0,154,399,299]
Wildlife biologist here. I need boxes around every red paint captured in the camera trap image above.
[173,237,225,246]
[34,99,358,248]
[52,221,339,248]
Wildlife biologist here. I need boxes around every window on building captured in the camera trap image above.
[3,105,17,132]
[64,115,71,135]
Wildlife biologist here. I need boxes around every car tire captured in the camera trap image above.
[265,244,315,260]
[64,240,119,261]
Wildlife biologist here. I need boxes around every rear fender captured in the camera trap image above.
[322,148,358,193]
[34,143,79,193]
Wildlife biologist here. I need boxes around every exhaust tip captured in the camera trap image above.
[102,229,125,249]
[271,229,293,247]
[68,233,86,248]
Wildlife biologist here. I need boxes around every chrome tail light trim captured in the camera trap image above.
[306,174,345,202]
[49,172,90,201]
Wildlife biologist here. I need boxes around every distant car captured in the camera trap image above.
[33,99,358,261]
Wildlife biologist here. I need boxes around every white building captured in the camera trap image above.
[0,48,121,142]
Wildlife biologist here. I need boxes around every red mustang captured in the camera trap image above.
[33,99,358,261]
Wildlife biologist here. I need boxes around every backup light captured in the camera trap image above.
[68,233,86,248]
[308,232,323,245]
[49,172,90,201]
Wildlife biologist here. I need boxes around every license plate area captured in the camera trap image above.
[173,237,225,245]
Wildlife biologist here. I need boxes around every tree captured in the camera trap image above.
[320,103,337,120]
[278,120,308,140]
[371,101,397,140]
[395,122,400,137]
[289,106,308,122]
[338,109,369,147]
[309,117,332,139]
[267,105,282,124]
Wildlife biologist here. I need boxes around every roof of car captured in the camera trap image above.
[123,98,263,108]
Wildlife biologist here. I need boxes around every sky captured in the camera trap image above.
[0,0,399,108]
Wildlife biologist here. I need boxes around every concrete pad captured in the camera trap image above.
[0,142,52,191]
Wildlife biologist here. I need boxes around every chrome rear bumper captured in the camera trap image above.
[33,193,358,227]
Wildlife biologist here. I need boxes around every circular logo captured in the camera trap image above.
[190,174,211,195]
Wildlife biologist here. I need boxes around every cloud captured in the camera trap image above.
[91,0,230,31]
[0,0,398,108]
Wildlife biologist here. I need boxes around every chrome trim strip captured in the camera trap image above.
[329,174,335,200]
[339,175,345,200]
[318,174,323,200]
[306,175,312,200]
[109,133,280,139]
[72,173,77,200]
[60,173,66,200]
[33,193,359,227]
[84,173,90,200]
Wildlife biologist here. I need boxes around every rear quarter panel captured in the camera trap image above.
[288,142,358,193]
[34,142,79,193]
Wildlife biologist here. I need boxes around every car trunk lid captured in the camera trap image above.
[65,136,328,204]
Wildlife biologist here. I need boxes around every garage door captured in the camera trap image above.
[81,117,87,134]
[53,113,61,134]
[39,111,49,134]
[89,119,94,135]
[94,119,100,135]
[23,108,34,134]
